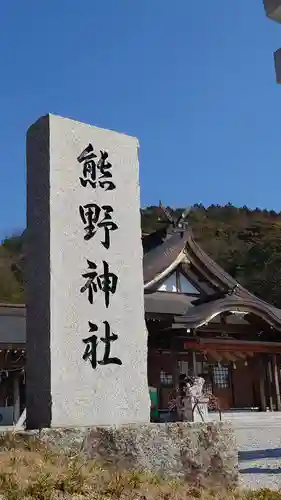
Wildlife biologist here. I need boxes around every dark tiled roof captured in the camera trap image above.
[143,231,189,287]
[144,292,195,316]
[143,225,281,329]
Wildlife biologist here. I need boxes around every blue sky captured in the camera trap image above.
[0,1,280,237]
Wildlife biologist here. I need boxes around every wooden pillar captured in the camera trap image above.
[13,376,20,424]
[272,354,281,411]
[266,355,274,411]
[192,351,197,376]
[171,345,180,420]
[259,356,267,412]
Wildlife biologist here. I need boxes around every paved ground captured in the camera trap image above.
[211,412,281,490]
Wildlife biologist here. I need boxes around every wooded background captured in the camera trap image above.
[3,204,281,307]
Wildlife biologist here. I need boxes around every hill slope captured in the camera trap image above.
[3,204,281,307]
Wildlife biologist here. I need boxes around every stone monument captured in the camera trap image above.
[26,114,150,429]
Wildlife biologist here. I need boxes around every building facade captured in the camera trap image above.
[0,304,25,425]
[143,210,281,420]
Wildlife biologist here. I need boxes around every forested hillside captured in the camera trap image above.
[3,203,281,307]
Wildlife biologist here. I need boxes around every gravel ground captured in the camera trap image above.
[219,415,281,490]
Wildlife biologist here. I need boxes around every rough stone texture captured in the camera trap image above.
[26,114,150,429]
[13,422,238,488]
[84,422,238,487]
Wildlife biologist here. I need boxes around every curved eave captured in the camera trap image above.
[185,230,278,310]
[185,231,243,291]
[143,226,281,325]
[143,231,189,289]
[173,297,281,332]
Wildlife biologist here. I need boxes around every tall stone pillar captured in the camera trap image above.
[26,114,150,429]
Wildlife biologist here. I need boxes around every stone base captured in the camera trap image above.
[12,422,238,488]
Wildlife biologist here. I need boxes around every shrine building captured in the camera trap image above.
[143,207,281,420]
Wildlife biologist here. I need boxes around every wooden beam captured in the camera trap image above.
[206,350,223,362]
[192,351,197,376]
[171,341,180,420]
[259,356,267,412]
[234,351,247,360]
[199,324,258,335]
[266,356,274,412]
[183,339,281,353]
[222,352,237,362]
